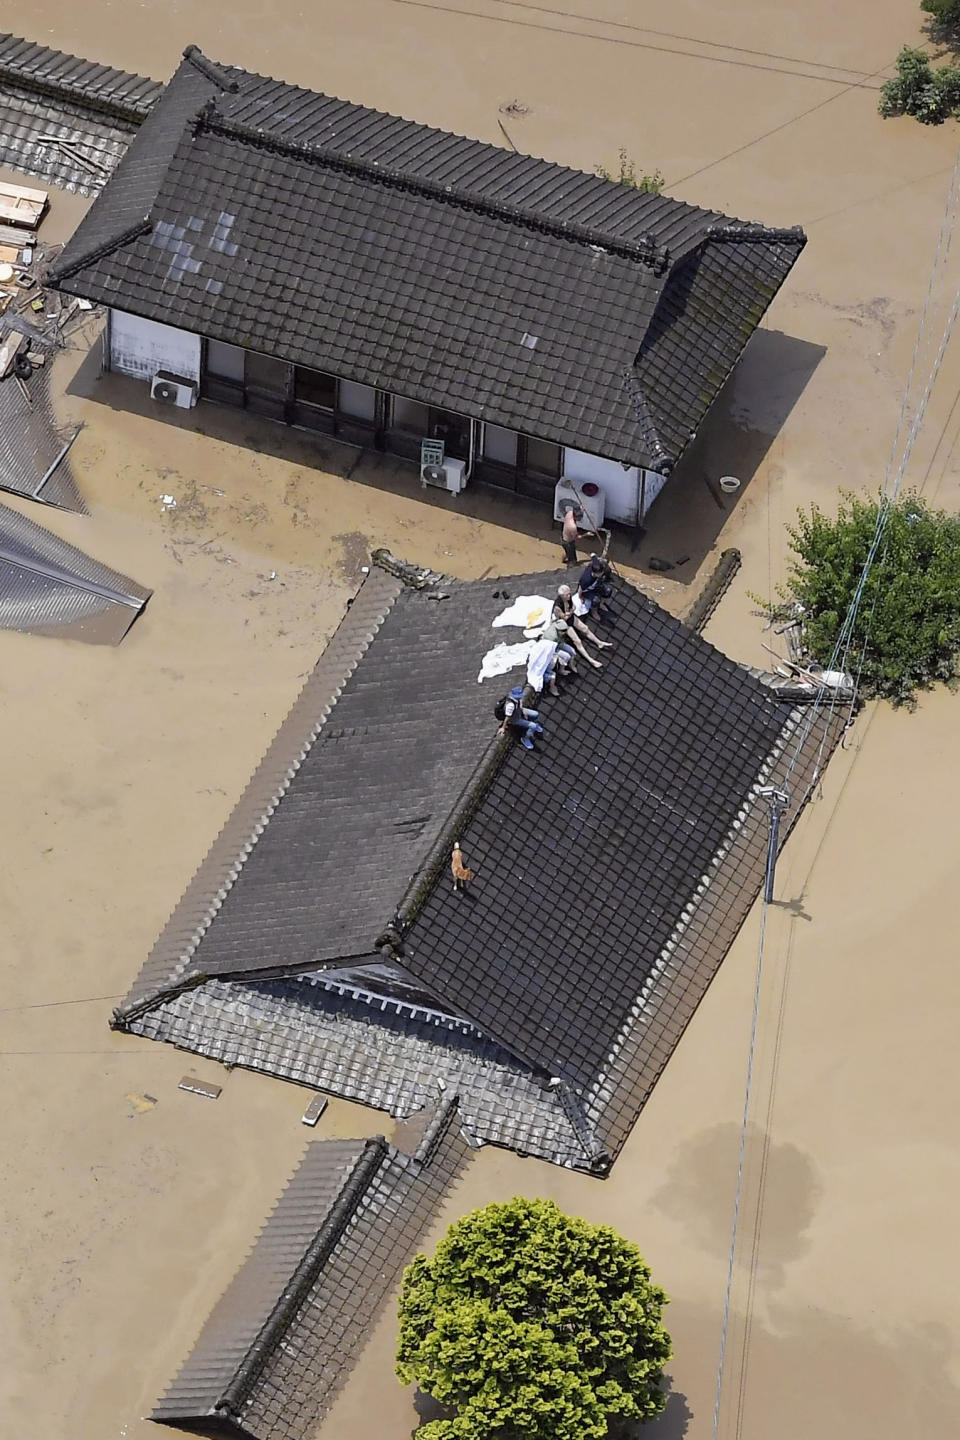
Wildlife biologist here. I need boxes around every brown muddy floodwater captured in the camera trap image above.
[1,2,960,1438]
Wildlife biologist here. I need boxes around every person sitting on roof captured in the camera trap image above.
[495,685,544,751]
[539,619,587,675]
[577,554,616,622]
[553,586,611,662]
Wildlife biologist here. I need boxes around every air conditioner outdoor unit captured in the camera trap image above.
[420,456,467,494]
[150,370,198,409]
[554,477,605,528]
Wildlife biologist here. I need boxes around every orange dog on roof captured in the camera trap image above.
[451,841,474,893]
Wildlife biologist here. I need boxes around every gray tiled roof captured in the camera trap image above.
[49,46,805,470]
[0,33,160,196]
[113,562,845,1171]
[154,1100,469,1440]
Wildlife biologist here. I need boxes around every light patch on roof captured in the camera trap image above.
[209,211,239,256]
[520,331,538,349]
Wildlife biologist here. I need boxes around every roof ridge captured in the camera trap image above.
[112,569,403,1025]
[622,368,675,475]
[47,219,152,285]
[706,221,806,244]
[198,105,671,271]
[0,31,161,121]
[216,1135,389,1419]
[181,42,239,94]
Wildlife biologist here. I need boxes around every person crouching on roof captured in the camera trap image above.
[526,630,574,698]
[495,685,543,751]
[577,553,616,622]
[539,619,582,676]
[553,586,611,663]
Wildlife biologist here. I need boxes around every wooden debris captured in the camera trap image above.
[0,244,18,266]
[0,330,27,379]
[301,1093,329,1127]
[178,1075,222,1100]
[0,181,47,231]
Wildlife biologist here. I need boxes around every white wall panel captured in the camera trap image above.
[109,310,201,383]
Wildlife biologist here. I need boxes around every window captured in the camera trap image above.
[392,397,430,432]
[483,425,518,466]
[525,437,561,477]
[339,380,377,421]
[294,366,337,409]
[245,351,291,395]
[205,339,244,383]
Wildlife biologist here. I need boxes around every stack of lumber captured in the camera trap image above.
[0,180,47,237]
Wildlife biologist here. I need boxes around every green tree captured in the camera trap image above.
[396,1197,671,1440]
[771,492,960,706]
[879,46,960,123]
[922,0,960,28]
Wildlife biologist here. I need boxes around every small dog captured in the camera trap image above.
[451,841,474,893]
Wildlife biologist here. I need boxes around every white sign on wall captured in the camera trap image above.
[109,310,201,383]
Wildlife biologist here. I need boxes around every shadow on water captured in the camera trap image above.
[651,1122,822,1290]
[636,328,826,584]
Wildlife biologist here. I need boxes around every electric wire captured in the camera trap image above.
[710,817,775,1440]
[713,143,960,1440]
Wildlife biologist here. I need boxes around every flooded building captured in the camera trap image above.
[49,44,805,533]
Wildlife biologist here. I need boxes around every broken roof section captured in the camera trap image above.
[153,1098,467,1440]
[114,561,840,1169]
[49,44,804,473]
[0,357,84,512]
[0,499,150,643]
[0,32,159,196]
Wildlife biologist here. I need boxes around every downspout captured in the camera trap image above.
[464,418,477,481]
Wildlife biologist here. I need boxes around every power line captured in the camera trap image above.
[431,0,884,79]
[0,992,122,1014]
[669,52,898,189]
[714,145,960,1439]
[710,789,785,1440]
[389,0,887,88]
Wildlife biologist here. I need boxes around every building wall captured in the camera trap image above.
[109,310,201,383]
[108,312,665,524]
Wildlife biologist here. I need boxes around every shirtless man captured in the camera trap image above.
[560,503,593,566]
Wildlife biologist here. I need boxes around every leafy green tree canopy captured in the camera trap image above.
[396,1197,671,1440]
[879,46,960,124]
[922,0,960,28]
[775,492,960,706]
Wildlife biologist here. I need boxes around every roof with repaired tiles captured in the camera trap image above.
[49,44,805,472]
[113,556,836,1172]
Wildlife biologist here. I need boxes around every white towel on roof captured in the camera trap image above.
[477,640,535,683]
[492,595,554,630]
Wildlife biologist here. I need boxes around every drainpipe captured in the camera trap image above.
[465,418,477,481]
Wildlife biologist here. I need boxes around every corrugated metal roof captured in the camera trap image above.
[0,369,84,512]
[0,499,150,644]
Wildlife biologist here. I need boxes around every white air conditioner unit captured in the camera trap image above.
[150,370,198,409]
[554,477,605,528]
[421,456,467,494]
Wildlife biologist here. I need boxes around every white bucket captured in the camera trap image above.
[719,475,741,494]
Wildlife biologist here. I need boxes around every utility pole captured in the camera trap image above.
[758,786,790,904]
